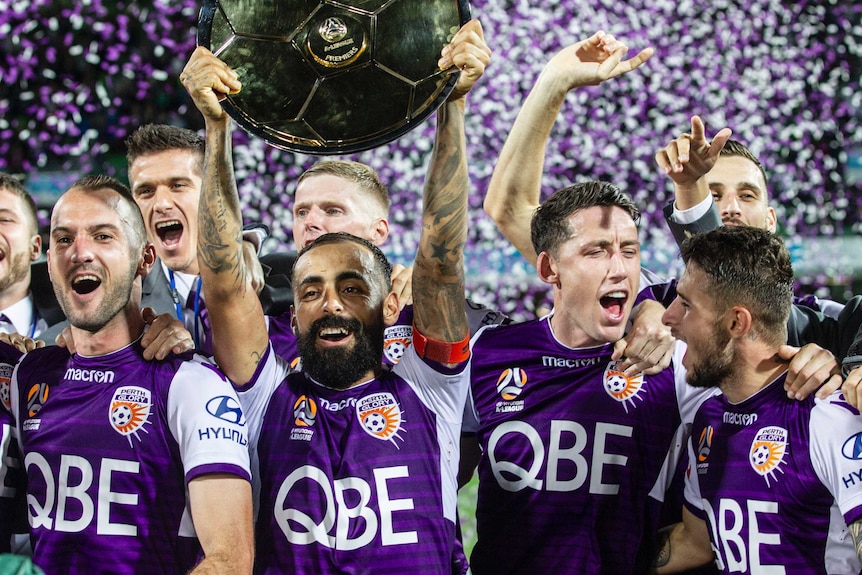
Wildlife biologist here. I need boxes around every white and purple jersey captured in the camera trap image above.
[239,343,468,574]
[685,376,862,574]
[9,341,251,575]
[465,316,710,574]
[0,342,24,553]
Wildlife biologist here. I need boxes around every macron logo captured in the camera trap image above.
[64,369,115,383]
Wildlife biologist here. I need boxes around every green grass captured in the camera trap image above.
[457,474,479,563]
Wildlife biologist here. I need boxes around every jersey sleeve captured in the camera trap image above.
[809,395,862,525]
[682,428,708,520]
[392,344,469,425]
[166,356,252,483]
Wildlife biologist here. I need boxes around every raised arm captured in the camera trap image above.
[655,115,732,210]
[411,20,489,360]
[484,31,653,266]
[181,46,268,385]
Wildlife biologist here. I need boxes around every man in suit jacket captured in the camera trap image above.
[0,174,64,339]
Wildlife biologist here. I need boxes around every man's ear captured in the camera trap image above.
[29,234,42,262]
[766,206,777,233]
[537,251,560,287]
[137,243,156,278]
[290,305,297,335]
[370,217,390,247]
[726,306,753,340]
[382,290,400,327]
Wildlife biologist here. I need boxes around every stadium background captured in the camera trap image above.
[2,0,861,559]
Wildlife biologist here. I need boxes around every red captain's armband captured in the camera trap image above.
[411,324,470,364]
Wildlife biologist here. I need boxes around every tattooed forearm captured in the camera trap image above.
[412,100,469,342]
[198,125,247,292]
[850,520,862,562]
[652,526,673,570]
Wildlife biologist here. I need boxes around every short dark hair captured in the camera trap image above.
[530,181,640,258]
[681,226,792,345]
[292,232,392,293]
[0,172,38,235]
[298,160,390,214]
[125,124,205,173]
[65,175,147,250]
[720,139,769,194]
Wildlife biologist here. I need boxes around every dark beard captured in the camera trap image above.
[298,315,383,390]
[686,328,735,389]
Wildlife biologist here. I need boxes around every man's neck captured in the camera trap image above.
[548,311,618,350]
[71,304,146,357]
[0,280,31,312]
[720,349,787,404]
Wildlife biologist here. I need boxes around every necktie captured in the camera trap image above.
[186,288,212,355]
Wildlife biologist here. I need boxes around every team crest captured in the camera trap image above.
[602,361,645,412]
[27,382,49,418]
[294,395,318,427]
[749,426,788,486]
[383,325,412,364]
[0,363,12,411]
[496,368,527,400]
[357,392,405,446]
[109,386,152,446]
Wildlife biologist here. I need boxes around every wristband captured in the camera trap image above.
[412,324,470,364]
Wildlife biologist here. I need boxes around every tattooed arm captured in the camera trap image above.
[649,508,714,574]
[181,46,269,385]
[850,520,862,564]
[411,20,489,363]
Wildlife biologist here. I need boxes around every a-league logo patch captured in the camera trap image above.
[602,360,645,413]
[357,392,405,447]
[109,386,152,446]
[749,426,788,486]
[496,368,527,400]
[27,382,49,418]
[383,325,412,364]
[697,426,714,463]
[294,395,317,427]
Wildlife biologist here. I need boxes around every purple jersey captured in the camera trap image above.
[9,342,251,575]
[0,342,24,553]
[466,316,709,574]
[685,376,862,574]
[239,343,468,574]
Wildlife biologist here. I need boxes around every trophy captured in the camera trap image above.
[197,0,471,154]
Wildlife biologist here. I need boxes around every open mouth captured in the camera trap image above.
[72,274,101,295]
[600,291,627,319]
[318,326,350,342]
[156,220,184,246]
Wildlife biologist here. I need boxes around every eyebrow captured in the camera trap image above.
[297,269,367,286]
[51,223,123,237]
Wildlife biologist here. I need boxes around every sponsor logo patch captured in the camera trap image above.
[602,360,645,412]
[749,426,788,486]
[109,386,152,446]
[357,392,404,446]
[206,395,246,426]
[842,432,862,460]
